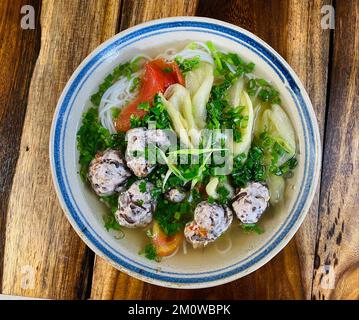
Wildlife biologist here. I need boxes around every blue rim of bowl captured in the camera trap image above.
[51,19,319,285]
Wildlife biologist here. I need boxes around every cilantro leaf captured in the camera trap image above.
[139,181,147,193]
[139,243,159,261]
[90,61,139,106]
[241,223,264,234]
[175,56,200,74]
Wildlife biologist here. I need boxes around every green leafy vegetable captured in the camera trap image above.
[130,76,140,92]
[231,146,266,188]
[101,194,122,232]
[77,108,125,180]
[216,186,230,205]
[206,41,255,79]
[130,114,142,128]
[241,223,264,234]
[257,131,297,177]
[129,94,172,130]
[154,198,192,236]
[91,61,140,106]
[247,78,281,104]
[175,56,201,74]
[206,81,248,143]
[139,180,147,193]
[163,67,173,73]
[139,243,159,261]
[138,101,150,111]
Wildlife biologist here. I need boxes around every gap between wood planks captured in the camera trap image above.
[81,0,125,300]
[312,0,359,300]
[310,0,336,300]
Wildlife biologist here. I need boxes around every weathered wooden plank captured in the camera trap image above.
[90,0,330,300]
[284,0,331,299]
[312,0,359,300]
[90,0,199,300]
[1,0,121,299]
[0,0,41,289]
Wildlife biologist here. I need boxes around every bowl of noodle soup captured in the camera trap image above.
[50,17,321,288]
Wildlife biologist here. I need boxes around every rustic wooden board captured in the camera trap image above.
[0,0,41,288]
[1,0,122,299]
[1,0,357,300]
[90,0,330,300]
[312,0,359,300]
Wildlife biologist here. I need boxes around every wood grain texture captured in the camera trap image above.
[312,0,359,300]
[1,0,356,300]
[0,0,41,289]
[1,0,121,299]
[119,0,198,29]
[90,0,199,300]
[285,0,331,299]
[91,0,331,300]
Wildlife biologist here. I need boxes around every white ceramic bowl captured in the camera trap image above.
[50,17,321,288]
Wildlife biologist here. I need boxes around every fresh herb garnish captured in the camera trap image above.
[139,243,159,261]
[154,198,192,236]
[130,76,140,92]
[216,186,230,205]
[231,147,266,188]
[138,101,150,111]
[175,56,200,74]
[91,61,139,106]
[101,194,122,232]
[130,114,142,128]
[257,132,297,176]
[163,67,173,73]
[139,180,147,193]
[77,108,123,180]
[247,78,281,104]
[241,223,264,234]
[129,94,172,130]
[207,41,255,79]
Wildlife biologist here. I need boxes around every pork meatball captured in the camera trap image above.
[88,149,131,196]
[232,182,270,224]
[115,180,156,228]
[165,188,186,203]
[125,127,171,177]
[184,201,233,248]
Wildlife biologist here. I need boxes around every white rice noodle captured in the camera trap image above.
[130,54,152,65]
[98,70,142,133]
[182,239,188,255]
[158,41,215,66]
[98,54,152,134]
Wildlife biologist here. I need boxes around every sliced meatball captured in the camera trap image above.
[125,127,171,177]
[115,180,156,228]
[165,188,186,203]
[147,128,172,149]
[232,182,270,224]
[88,149,131,196]
[184,201,233,248]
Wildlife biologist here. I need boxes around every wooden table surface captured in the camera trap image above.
[0,0,358,300]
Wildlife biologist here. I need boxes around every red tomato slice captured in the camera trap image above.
[152,221,183,257]
[115,59,184,132]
